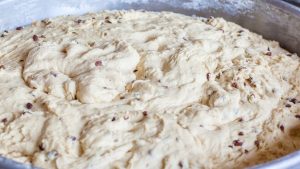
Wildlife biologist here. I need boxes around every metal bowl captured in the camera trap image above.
[0,0,299,168]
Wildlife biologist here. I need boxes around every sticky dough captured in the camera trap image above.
[0,10,300,169]
[24,40,139,103]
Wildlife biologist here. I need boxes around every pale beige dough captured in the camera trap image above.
[0,10,300,169]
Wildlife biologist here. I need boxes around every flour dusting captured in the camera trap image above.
[0,0,256,31]
[182,0,254,14]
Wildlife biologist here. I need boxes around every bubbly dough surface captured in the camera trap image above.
[0,10,300,169]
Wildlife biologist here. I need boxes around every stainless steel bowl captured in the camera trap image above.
[0,0,299,168]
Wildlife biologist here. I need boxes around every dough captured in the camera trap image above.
[0,10,299,169]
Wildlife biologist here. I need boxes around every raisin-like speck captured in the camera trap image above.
[133,69,138,73]
[231,82,238,89]
[88,42,95,47]
[26,103,33,109]
[244,149,249,154]
[265,51,272,56]
[245,78,256,88]
[228,145,233,148]
[143,111,148,116]
[178,161,183,168]
[285,104,291,108]
[1,118,7,123]
[254,140,259,148]
[206,73,211,81]
[295,115,300,119]
[111,117,116,121]
[233,140,243,146]
[16,26,23,30]
[32,35,39,41]
[70,136,77,141]
[41,20,52,25]
[39,144,45,151]
[95,60,102,67]
[238,118,243,122]
[290,98,297,104]
[50,72,57,77]
[279,125,285,132]
[105,20,112,24]
[238,132,244,136]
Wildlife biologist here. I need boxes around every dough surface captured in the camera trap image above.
[0,10,300,169]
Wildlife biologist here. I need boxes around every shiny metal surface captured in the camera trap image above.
[0,156,36,169]
[0,0,299,169]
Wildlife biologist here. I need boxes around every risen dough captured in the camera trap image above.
[0,10,299,169]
